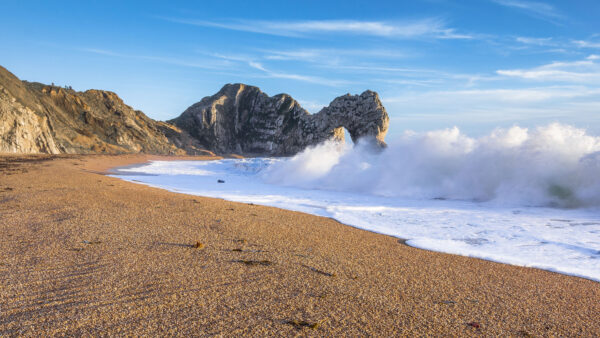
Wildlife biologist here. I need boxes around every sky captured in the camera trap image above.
[1,0,599,137]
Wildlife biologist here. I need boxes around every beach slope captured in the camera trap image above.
[0,155,598,336]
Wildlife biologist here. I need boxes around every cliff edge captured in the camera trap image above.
[0,66,199,155]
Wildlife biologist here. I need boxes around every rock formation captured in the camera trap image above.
[0,65,201,155]
[170,84,389,156]
[0,65,389,156]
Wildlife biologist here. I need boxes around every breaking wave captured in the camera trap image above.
[264,123,600,208]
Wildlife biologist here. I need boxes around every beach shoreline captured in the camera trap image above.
[1,154,599,336]
[110,157,600,284]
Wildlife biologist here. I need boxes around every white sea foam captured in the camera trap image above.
[265,123,600,208]
[112,123,600,282]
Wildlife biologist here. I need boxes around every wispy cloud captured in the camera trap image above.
[491,0,565,23]
[515,37,600,50]
[384,87,591,105]
[436,87,600,102]
[496,56,600,83]
[200,52,348,86]
[509,37,577,55]
[203,48,487,88]
[80,48,229,70]
[247,61,347,86]
[381,85,600,131]
[160,17,472,39]
[511,37,600,55]
[248,61,268,72]
[378,78,445,87]
[572,40,600,49]
[263,49,325,62]
[261,48,408,62]
[515,36,556,46]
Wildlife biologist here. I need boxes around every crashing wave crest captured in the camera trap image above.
[264,123,600,208]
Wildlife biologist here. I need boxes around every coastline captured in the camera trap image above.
[110,158,600,283]
[1,154,599,336]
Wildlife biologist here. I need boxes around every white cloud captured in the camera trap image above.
[248,61,267,72]
[81,48,229,70]
[381,85,600,134]
[515,36,555,46]
[199,51,348,86]
[261,48,407,62]
[248,61,347,86]
[496,57,600,83]
[514,37,600,52]
[263,49,324,62]
[385,86,600,105]
[160,17,472,40]
[203,48,490,89]
[208,52,253,63]
[573,40,600,49]
[379,78,444,87]
[491,0,564,22]
[81,48,121,57]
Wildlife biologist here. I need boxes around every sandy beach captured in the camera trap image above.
[1,154,599,336]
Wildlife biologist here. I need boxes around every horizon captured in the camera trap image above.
[2,0,599,137]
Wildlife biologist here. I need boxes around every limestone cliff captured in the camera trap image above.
[170,84,389,156]
[1,65,390,156]
[0,65,195,155]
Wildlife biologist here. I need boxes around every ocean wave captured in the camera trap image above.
[264,123,600,208]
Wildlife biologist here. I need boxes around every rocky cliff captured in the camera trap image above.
[1,65,390,156]
[0,66,200,155]
[170,84,389,155]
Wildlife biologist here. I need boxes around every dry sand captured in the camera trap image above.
[0,154,598,336]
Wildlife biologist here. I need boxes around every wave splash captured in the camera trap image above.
[264,123,600,208]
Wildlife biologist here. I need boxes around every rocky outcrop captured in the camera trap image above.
[171,84,389,155]
[0,65,389,156]
[0,65,193,155]
[0,86,60,154]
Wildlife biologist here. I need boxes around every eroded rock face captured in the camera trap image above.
[0,66,193,155]
[0,86,60,154]
[304,90,389,147]
[0,64,389,156]
[171,84,389,155]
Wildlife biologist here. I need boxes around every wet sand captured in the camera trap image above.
[0,154,598,336]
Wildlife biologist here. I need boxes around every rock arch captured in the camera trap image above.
[308,90,389,148]
[171,84,390,156]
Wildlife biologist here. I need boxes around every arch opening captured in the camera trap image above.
[343,127,355,146]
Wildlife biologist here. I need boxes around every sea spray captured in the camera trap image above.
[263,123,600,208]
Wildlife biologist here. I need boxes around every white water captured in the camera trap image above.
[112,123,600,282]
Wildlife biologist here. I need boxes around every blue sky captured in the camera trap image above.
[1,0,599,137]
